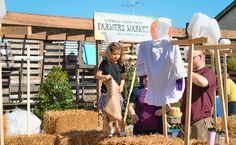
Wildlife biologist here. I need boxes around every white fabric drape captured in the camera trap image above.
[136,39,186,106]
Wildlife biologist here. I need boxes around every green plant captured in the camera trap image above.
[34,66,75,120]
[122,64,139,125]
[228,57,236,71]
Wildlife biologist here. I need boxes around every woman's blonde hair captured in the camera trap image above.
[105,42,124,64]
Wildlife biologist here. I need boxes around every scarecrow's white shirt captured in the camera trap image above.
[136,39,187,106]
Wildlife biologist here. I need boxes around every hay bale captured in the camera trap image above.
[216,117,222,130]
[189,139,206,145]
[98,134,184,145]
[227,115,236,135]
[229,135,236,145]
[4,134,55,145]
[216,115,236,135]
[55,131,236,145]
[55,130,105,145]
[44,109,98,134]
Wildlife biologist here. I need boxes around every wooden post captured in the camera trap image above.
[96,40,102,128]
[27,46,31,135]
[162,105,167,137]
[18,37,27,102]
[184,43,194,145]
[39,41,44,84]
[211,53,217,128]
[96,40,102,103]
[0,52,4,145]
[214,49,229,143]
[223,54,228,117]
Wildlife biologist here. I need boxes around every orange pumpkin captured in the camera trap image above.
[150,20,157,40]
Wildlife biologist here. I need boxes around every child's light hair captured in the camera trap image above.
[105,42,124,64]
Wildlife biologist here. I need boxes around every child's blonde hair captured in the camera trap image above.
[105,42,124,64]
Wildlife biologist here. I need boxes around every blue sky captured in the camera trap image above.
[4,0,234,28]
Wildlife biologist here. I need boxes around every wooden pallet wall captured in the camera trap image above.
[78,65,97,101]
[7,39,42,101]
[43,42,64,77]
[1,40,77,103]
[64,41,80,101]
[0,43,12,103]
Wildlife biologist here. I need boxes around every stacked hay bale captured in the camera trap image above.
[4,134,56,145]
[43,109,236,145]
[3,109,100,145]
[43,109,99,134]
[55,130,105,145]
[215,115,236,145]
[216,115,236,135]
[99,134,210,145]
[99,134,184,145]
[227,115,236,135]
[44,109,102,145]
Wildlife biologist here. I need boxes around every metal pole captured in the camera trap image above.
[132,0,134,15]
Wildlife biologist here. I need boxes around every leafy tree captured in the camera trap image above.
[34,66,75,120]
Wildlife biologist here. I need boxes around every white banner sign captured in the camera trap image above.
[94,12,157,42]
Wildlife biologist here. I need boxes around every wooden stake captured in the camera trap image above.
[215,49,229,143]
[27,46,30,136]
[223,54,228,117]
[211,54,217,128]
[162,105,167,137]
[184,43,194,145]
